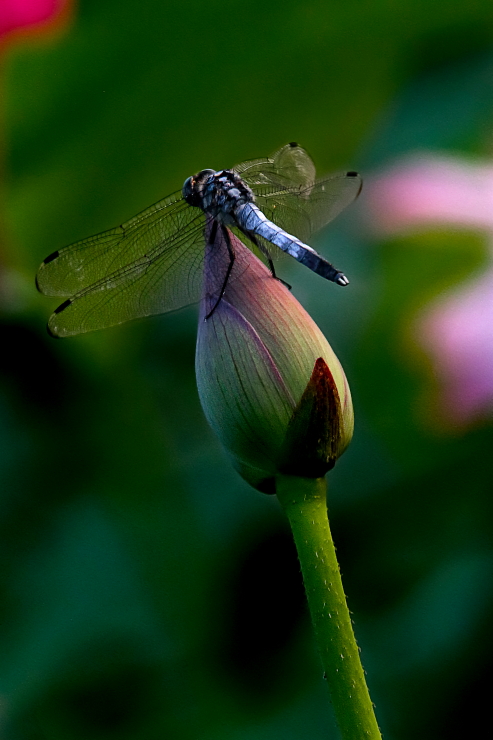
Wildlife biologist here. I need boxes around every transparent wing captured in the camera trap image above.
[234,142,316,191]
[235,143,362,243]
[252,173,362,244]
[45,215,207,337]
[36,191,196,296]
[39,145,361,337]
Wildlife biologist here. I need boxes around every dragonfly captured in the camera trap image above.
[36,143,362,337]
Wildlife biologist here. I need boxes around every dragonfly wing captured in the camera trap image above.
[235,143,361,242]
[36,191,194,296]
[232,155,272,179]
[249,172,362,243]
[233,143,316,190]
[46,216,207,337]
[269,143,316,189]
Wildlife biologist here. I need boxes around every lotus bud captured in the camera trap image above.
[195,224,353,492]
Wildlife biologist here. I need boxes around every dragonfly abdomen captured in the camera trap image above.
[296,249,349,286]
[234,202,349,286]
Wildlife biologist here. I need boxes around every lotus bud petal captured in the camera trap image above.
[195,225,353,491]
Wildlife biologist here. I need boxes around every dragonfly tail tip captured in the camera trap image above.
[335,273,349,286]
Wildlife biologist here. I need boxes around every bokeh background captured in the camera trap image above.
[2,1,493,738]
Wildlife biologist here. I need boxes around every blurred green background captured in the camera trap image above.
[2,1,493,738]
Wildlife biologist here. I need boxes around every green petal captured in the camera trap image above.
[196,298,295,474]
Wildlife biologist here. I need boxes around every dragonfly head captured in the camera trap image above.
[182,169,215,207]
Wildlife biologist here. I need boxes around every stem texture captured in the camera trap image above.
[276,474,381,740]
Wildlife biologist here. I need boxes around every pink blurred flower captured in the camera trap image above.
[0,0,69,42]
[366,153,493,424]
[366,154,493,235]
[419,268,493,423]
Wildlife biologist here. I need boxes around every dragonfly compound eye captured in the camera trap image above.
[182,176,199,206]
[182,170,215,207]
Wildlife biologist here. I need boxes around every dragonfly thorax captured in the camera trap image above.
[182,168,254,224]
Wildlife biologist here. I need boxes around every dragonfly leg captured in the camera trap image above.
[205,224,236,320]
[208,218,218,245]
[248,233,292,290]
[268,258,291,290]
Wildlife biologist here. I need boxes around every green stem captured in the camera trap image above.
[276,474,381,740]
